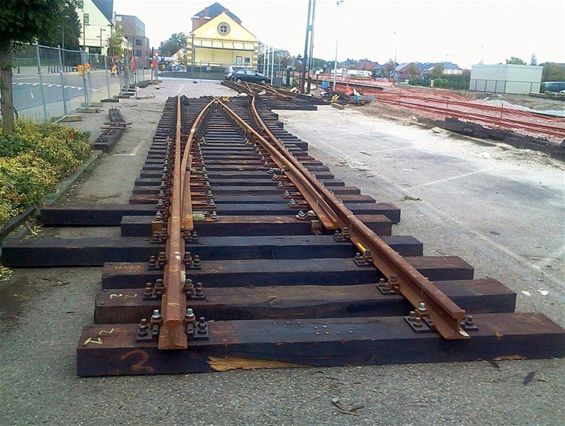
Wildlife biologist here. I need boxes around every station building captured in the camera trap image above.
[185,2,259,68]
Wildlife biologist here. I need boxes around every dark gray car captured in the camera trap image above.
[231,69,268,84]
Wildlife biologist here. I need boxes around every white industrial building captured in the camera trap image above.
[469,64,543,94]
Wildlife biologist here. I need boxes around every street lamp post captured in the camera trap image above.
[99,28,106,54]
[82,13,90,51]
[332,0,344,91]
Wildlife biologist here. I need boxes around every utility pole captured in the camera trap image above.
[264,44,270,77]
[306,0,317,93]
[270,46,275,85]
[300,0,314,93]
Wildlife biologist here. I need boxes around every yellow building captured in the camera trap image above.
[186,3,259,68]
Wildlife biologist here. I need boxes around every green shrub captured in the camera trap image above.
[0,153,58,208]
[0,120,91,227]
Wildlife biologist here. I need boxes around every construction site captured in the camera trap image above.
[0,1,564,425]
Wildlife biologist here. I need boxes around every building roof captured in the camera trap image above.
[193,2,241,24]
[396,62,462,73]
[92,0,113,23]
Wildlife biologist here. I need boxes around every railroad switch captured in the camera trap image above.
[185,230,199,243]
[353,250,373,266]
[333,227,351,242]
[205,211,219,221]
[151,231,164,244]
[404,310,435,334]
[136,311,162,342]
[288,198,309,209]
[143,279,165,300]
[376,277,399,295]
[185,281,206,301]
[183,254,202,270]
[296,210,317,221]
[460,315,478,332]
[157,252,167,269]
[147,256,159,270]
[185,315,210,341]
[271,174,289,182]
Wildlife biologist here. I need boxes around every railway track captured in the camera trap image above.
[332,82,565,141]
[3,91,563,376]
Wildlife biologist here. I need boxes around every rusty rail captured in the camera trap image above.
[220,96,468,340]
[218,99,338,229]
[159,97,216,350]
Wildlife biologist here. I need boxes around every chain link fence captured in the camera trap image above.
[9,43,125,122]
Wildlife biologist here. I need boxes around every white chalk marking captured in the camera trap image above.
[410,168,492,188]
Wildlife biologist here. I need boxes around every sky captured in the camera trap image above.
[114,0,565,68]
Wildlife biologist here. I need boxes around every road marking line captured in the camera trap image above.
[410,168,492,188]
[176,84,185,95]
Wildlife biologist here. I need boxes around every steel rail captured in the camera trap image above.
[246,96,469,340]
[158,97,216,350]
[373,96,565,137]
[217,99,338,229]
[180,98,217,230]
[158,96,188,350]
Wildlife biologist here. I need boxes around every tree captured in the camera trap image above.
[431,63,444,79]
[530,54,537,66]
[406,63,418,78]
[541,62,565,81]
[38,1,81,50]
[311,57,327,70]
[108,23,125,59]
[505,56,526,65]
[383,59,396,78]
[1,0,73,132]
[159,32,187,56]
[277,50,292,68]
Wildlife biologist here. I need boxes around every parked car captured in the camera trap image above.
[230,69,268,84]
[225,66,245,80]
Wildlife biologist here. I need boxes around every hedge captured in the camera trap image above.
[0,121,91,227]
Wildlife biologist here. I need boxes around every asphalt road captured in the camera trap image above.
[10,71,121,119]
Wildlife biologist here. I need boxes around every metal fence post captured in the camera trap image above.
[35,43,48,121]
[57,45,68,116]
[87,53,94,103]
[103,55,111,99]
[80,50,89,106]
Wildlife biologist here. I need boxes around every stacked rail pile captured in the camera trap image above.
[3,95,563,376]
[93,108,129,153]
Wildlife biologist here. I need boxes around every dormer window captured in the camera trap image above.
[218,22,230,35]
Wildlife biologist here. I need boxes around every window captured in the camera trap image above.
[135,50,142,57]
[78,0,84,8]
[135,39,142,46]
[244,57,250,65]
[217,22,230,35]
[235,56,242,65]
[83,13,89,25]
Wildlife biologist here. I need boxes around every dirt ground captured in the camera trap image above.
[1,79,563,425]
